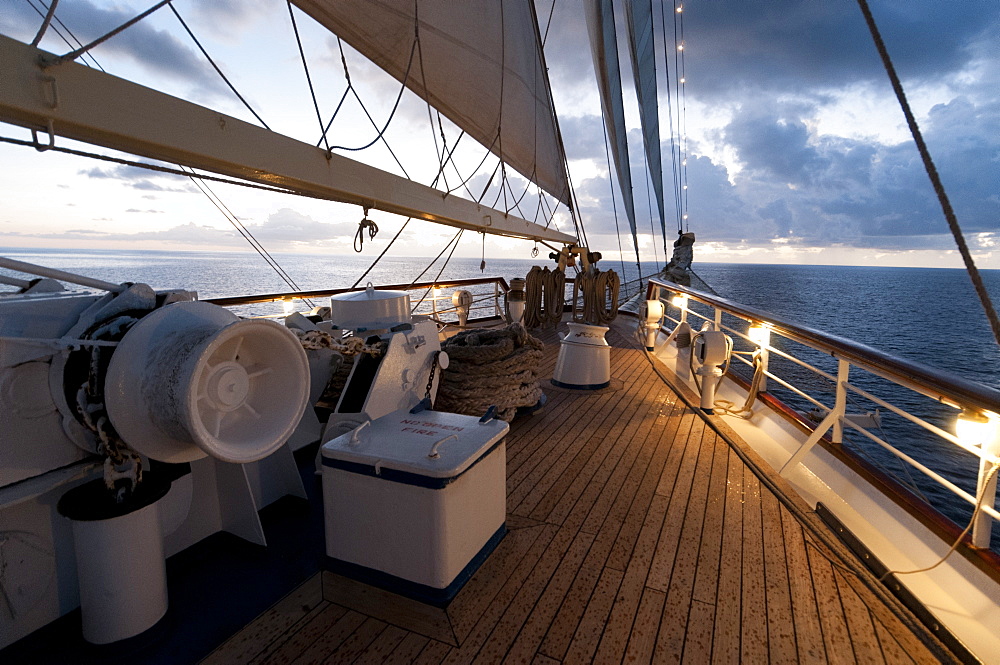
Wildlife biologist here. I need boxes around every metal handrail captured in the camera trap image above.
[204,276,511,307]
[649,278,1000,416]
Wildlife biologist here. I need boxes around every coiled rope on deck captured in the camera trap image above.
[435,324,544,422]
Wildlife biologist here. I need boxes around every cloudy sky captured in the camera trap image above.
[1,0,998,267]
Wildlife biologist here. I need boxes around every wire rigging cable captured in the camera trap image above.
[287,1,330,153]
[856,0,1000,350]
[168,4,270,130]
[24,0,105,71]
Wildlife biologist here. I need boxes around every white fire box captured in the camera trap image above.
[321,408,508,604]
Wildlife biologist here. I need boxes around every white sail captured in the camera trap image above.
[290,0,572,208]
[624,0,667,252]
[585,0,640,264]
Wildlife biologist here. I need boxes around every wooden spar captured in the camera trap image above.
[0,36,577,246]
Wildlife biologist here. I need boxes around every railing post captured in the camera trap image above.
[832,359,850,444]
[758,344,770,394]
[494,281,501,318]
[780,359,849,475]
[972,429,1000,548]
[714,307,722,330]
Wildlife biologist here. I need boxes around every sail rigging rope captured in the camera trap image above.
[856,0,1000,350]
[181,167,313,303]
[25,0,104,71]
[410,229,465,313]
[168,4,271,131]
[0,135,300,195]
[29,0,58,46]
[42,0,171,67]
[287,1,331,153]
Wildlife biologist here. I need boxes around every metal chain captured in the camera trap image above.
[425,351,440,402]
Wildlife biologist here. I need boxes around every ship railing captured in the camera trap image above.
[204,276,510,327]
[646,278,1000,557]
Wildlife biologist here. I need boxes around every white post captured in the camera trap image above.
[832,360,850,444]
[972,429,1000,548]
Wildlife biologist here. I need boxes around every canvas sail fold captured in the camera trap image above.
[585,0,640,264]
[290,0,571,208]
[624,0,667,254]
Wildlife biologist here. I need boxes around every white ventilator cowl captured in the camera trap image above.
[104,301,310,464]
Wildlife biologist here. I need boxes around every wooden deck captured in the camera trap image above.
[204,320,956,664]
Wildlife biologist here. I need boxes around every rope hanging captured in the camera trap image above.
[354,210,379,252]
[856,0,1000,350]
[575,269,620,326]
[524,265,565,329]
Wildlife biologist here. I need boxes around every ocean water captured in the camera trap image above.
[3,247,999,547]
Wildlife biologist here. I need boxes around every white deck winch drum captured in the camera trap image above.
[330,285,411,332]
[551,322,611,390]
[104,300,310,464]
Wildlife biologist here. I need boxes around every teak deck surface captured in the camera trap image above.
[205,320,952,664]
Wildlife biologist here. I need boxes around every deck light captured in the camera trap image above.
[671,294,688,309]
[956,409,995,447]
[748,323,770,348]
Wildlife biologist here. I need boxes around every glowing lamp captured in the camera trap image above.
[956,409,996,447]
[671,294,688,309]
[748,323,771,348]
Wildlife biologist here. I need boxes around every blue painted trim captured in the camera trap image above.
[550,378,611,391]
[325,524,507,606]
[321,440,503,489]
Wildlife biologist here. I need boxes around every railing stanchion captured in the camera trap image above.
[833,360,850,444]
[973,430,1000,548]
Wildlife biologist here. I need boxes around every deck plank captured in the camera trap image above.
[387,632,432,664]
[591,493,669,663]
[258,602,347,665]
[287,608,366,665]
[538,373,665,527]
[780,504,829,664]
[740,466,769,664]
[512,354,652,519]
[708,446,745,665]
[832,569,887,665]
[807,542,857,665]
[502,530,595,665]
[655,418,718,663]
[760,488,797,665]
[353,624,409,665]
[203,574,324,665]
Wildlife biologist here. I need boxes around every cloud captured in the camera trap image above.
[79,165,195,193]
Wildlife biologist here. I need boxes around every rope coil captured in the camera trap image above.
[435,324,545,422]
[575,269,620,326]
[524,265,565,329]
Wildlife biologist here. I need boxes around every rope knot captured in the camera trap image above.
[354,210,379,252]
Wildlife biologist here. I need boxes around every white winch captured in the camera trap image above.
[105,300,311,464]
[691,323,733,413]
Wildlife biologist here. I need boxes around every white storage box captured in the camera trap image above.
[321,408,508,604]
